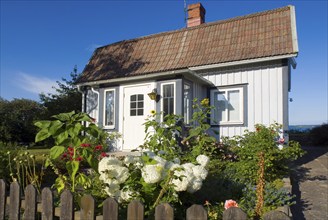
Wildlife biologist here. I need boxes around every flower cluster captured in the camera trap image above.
[61,143,108,161]
[98,152,210,204]
[224,199,239,210]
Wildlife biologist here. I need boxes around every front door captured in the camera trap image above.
[122,84,152,150]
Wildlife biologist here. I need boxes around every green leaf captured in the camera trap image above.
[34,120,51,129]
[55,177,65,193]
[52,111,75,121]
[50,146,66,160]
[55,131,68,145]
[35,129,51,142]
[49,120,64,135]
[66,161,80,179]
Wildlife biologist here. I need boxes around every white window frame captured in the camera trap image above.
[183,81,192,125]
[210,87,244,125]
[103,89,115,129]
[161,82,176,120]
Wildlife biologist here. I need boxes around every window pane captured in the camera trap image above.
[137,101,144,108]
[137,109,144,116]
[214,92,226,122]
[163,84,174,117]
[131,95,136,101]
[105,91,114,126]
[130,109,136,116]
[228,90,240,121]
[184,83,192,124]
[138,94,144,101]
[130,102,136,109]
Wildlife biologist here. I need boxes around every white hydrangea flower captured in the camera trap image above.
[141,164,164,184]
[123,155,135,165]
[173,157,181,164]
[187,178,203,193]
[119,188,136,203]
[192,165,208,180]
[98,157,122,173]
[152,156,167,166]
[182,163,195,172]
[171,166,196,192]
[104,184,120,197]
[196,155,210,167]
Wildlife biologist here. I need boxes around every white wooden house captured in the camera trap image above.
[76,3,299,151]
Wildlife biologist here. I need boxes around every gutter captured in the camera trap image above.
[189,54,298,71]
[76,69,188,86]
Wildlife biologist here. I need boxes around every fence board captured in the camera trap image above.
[127,200,144,220]
[186,204,207,220]
[0,180,7,220]
[60,190,74,220]
[263,210,291,220]
[24,185,37,220]
[9,182,21,220]
[103,198,118,220]
[80,195,95,220]
[155,203,173,220]
[222,207,247,220]
[42,187,54,220]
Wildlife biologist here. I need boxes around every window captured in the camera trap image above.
[104,89,115,128]
[130,94,144,116]
[162,83,175,117]
[211,87,244,125]
[183,83,192,124]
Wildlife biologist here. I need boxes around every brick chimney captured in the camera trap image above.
[187,3,206,27]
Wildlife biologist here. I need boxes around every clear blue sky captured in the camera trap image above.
[1,0,327,125]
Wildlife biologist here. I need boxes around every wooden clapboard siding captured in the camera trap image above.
[202,61,290,138]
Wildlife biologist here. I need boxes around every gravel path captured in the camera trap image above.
[290,146,328,220]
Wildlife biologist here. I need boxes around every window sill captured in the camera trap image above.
[103,125,115,130]
[211,121,244,126]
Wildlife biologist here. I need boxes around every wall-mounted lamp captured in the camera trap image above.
[148,89,159,102]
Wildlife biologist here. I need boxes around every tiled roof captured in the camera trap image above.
[77,5,298,84]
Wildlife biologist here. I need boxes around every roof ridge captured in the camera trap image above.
[96,5,292,50]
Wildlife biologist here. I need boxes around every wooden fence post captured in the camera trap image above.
[155,203,173,220]
[103,198,118,220]
[263,210,291,220]
[127,200,144,220]
[41,187,54,220]
[222,207,247,220]
[80,194,95,220]
[9,181,21,220]
[186,204,207,220]
[60,190,73,220]
[23,184,37,220]
[0,180,7,220]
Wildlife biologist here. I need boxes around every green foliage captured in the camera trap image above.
[224,124,305,184]
[35,111,109,195]
[239,182,295,218]
[309,123,328,146]
[39,66,82,119]
[0,97,46,143]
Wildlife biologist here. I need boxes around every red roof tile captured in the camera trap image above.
[77,5,298,83]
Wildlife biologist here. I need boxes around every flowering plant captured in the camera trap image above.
[98,152,210,215]
[224,199,239,210]
[35,111,110,194]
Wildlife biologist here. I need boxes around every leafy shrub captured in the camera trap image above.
[309,124,328,146]
[224,124,305,184]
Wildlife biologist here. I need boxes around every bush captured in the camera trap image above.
[223,124,305,184]
[309,124,328,146]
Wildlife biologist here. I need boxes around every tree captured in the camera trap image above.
[40,66,82,119]
[0,97,45,143]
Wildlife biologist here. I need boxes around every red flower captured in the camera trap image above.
[100,152,108,158]
[81,143,91,148]
[61,153,68,159]
[224,200,238,210]
[68,147,74,152]
[75,156,83,161]
[94,145,103,151]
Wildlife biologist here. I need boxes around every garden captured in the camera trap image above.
[0,99,305,219]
